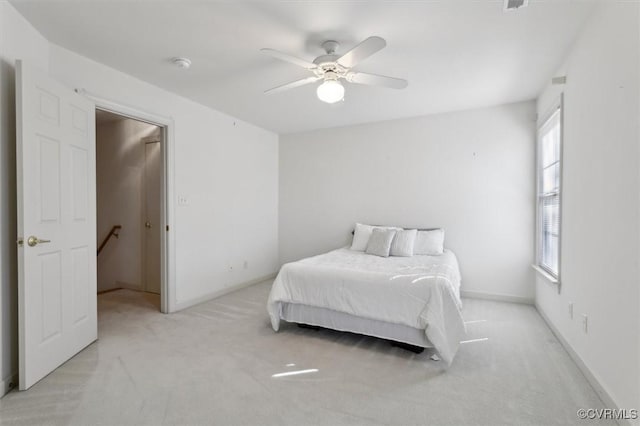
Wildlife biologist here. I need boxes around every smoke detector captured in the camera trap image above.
[504,0,528,11]
[172,57,192,69]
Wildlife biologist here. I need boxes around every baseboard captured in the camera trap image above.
[173,272,277,312]
[460,290,534,305]
[536,303,629,426]
[0,372,17,398]
[115,281,143,292]
[97,287,124,295]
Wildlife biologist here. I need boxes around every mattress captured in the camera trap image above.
[267,247,466,365]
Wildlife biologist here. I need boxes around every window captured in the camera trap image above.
[536,105,562,279]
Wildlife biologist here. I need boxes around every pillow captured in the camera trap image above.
[414,229,445,255]
[350,223,375,251]
[350,223,400,251]
[365,228,397,257]
[390,229,417,257]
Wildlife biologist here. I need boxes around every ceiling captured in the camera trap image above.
[12,1,596,134]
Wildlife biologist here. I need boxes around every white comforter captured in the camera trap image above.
[267,248,466,365]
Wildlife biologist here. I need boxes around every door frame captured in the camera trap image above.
[82,89,175,313]
[141,135,162,295]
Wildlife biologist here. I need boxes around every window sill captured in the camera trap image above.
[531,264,559,285]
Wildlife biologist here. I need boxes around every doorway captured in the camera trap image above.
[95,109,164,311]
[16,61,175,390]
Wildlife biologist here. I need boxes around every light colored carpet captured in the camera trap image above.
[0,281,611,426]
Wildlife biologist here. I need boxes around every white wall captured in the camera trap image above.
[48,45,279,309]
[96,118,160,292]
[0,1,50,396]
[0,1,279,396]
[535,2,639,417]
[280,101,536,301]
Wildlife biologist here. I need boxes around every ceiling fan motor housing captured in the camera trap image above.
[323,70,339,81]
[312,40,347,79]
[313,58,348,81]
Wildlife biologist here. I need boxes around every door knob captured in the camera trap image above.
[27,236,51,247]
[145,222,152,229]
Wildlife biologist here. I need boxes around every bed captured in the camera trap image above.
[267,247,466,365]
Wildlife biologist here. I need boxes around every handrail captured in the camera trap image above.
[97,225,122,256]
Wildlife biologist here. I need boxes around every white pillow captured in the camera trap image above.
[365,228,397,257]
[414,229,445,255]
[390,229,417,257]
[351,223,375,251]
[350,223,400,251]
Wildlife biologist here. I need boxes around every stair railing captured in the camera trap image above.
[97,225,122,256]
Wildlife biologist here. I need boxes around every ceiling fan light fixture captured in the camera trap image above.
[316,79,344,104]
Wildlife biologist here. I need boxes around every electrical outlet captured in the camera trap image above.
[568,302,573,319]
[178,195,189,206]
[581,314,588,333]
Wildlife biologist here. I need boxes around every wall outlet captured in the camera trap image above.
[581,314,588,333]
[243,260,248,270]
[568,302,573,319]
[178,195,189,206]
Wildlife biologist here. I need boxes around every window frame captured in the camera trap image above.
[535,95,564,284]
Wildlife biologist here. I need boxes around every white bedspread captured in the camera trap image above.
[267,248,466,365]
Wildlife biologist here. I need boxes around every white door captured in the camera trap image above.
[16,60,97,390]
[143,140,161,294]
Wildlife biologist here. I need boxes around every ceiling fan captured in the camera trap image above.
[261,36,408,104]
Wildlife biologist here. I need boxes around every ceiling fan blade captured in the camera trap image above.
[337,36,386,68]
[264,76,321,95]
[347,72,408,89]
[260,48,317,70]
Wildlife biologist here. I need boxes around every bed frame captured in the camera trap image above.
[281,302,432,353]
